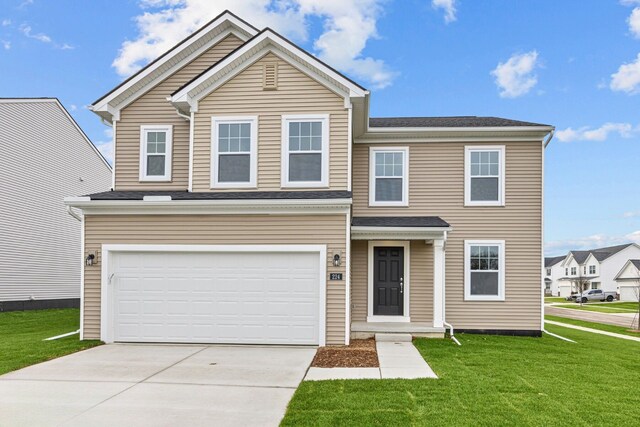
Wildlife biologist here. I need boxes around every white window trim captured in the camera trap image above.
[464,239,506,301]
[464,145,505,207]
[367,241,410,322]
[210,116,258,189]
[139,125,172,182]
[369,147,409,207]
[281,114,330,188]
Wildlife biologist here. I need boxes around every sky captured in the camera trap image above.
[0,0,639,256]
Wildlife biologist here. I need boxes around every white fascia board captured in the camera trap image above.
[350,226,451,240]
[367,126,554,133]
[356,129,554,144]
[92,14,257,121]
[172,30,367,109]
[63,198,352,215]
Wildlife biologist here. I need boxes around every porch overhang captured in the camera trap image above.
[350,216,451,240]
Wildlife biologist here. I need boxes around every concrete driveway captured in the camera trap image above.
[0,344,316,427]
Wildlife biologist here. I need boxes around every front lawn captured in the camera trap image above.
[555,302,639,314]
[282,326,639,426]
[544,297,566,303]
[545,315,640,337]
[0,309,101,375]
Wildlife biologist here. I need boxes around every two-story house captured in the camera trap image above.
[544,256,564,295]
[65,11,554,345]
[549,243,640,298]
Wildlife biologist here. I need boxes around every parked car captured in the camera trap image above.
[575,289,616,303]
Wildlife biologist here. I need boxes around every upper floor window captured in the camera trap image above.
[140,125,172,181]
[281,114,329,187]
[583,266,586,274]
[589,265,596,275]
[369,147,409,207]
[571,267,576,275]
[464,240,505,301]
[546,268,551,276]
[565,268,568,276]
[465,146,505,206]
[211,116,257,188]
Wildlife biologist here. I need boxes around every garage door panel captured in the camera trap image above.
[111,250,321,345]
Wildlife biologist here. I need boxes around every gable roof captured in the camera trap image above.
[545,256,565,268]
[569,250,591,265]
[90,11,258,123]
[0,98,111,170]
[614,259,640,280]
[170,27,368,114]
[589,243,636,261]
[370,116,550,128]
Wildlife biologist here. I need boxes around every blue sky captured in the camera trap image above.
[1,0,639,255]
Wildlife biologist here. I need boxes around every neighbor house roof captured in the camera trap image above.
[84,190,351,200]
[589,244,635,261]
[369,116,550,128]
[569,251,591,264]
[351,216,450,228]
[545,256,565,268]
[631,259,640,270]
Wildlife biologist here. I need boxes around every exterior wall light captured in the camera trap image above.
[85,254,95,266]
[333,252,341,267]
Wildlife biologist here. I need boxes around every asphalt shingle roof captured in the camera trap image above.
[630,260,640,270]
[545,256,565,268]
[85,190,352,200]
[369,116,550,128]
[589,244,635,261]
[351,216,450,228]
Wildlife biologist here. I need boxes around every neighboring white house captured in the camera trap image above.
[0,98,112,310]
[544,256,564,295]
[545,244,640,298]
[614,259,640,302]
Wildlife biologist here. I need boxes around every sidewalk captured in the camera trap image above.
[545,320,640,343]
[545,306,639,329]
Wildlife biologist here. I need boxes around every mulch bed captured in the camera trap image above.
[311,339,379,368]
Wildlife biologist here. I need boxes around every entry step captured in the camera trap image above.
[375,333,412,342]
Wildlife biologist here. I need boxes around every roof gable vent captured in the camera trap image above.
[263,62,278,90]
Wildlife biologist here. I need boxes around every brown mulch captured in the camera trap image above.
[311,339,379,368]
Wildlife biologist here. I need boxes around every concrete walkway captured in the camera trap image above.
[545,320,640,342]
[305,342,437,381]
[0,344,315,427]
[545,306,639,329]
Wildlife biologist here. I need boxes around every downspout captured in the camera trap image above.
[175,109,190,121]
[440,231,461,346]
[66,205,82,222]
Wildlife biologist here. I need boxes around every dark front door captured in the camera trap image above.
[373,247,404,316]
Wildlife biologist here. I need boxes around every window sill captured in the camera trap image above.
[464,202,505,207]
[281,183,329,189]
[368,203,409,208]
[464,296,505,302]
[210,183,257,189]
[139,177,172,183]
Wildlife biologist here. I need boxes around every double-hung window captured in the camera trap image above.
[140,125,172,181]
[281,114,329,187]
[465,146,505,206]
[546,268,551,276]
[464,240,505,301]
[571,267,576,275]
[211,116,257,188]
[589,265,596,275]
[369,147,409,206]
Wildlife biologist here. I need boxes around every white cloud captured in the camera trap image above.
[623,210,640,218]
[112,0,396,89]
[629,7,640,37]
[545,231,640,256]
[491,50,540,98]
[69,104,77,111]
[1,40,10,50]
[555,122,636,142]
[432,0,457,23]
[1,19,11,27]
[611,52,640,94]
[20,24,51,43]
[93,128,114,164]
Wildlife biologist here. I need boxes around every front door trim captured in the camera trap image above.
[367,241,410,323]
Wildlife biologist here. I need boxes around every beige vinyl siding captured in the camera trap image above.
[352,141,543,330]
[0,100,111,302]
[83,214,347,345]
[350,240,433,323]
[114,35,243,190]
[192,53,349,191]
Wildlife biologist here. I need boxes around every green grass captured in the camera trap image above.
[544,297,566,303]
[555,302,639,314]
[545,315,640,337]
[0,309,102,375]
[282,327,639,426]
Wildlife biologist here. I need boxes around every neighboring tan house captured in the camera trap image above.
[65,11,554,345]
[0,98,112,311]
[548,243,640,298]
[544,256,564,295]
[614,260,640,302]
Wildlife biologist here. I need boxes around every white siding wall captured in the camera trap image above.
[599,246,640,293]
[0,99,112,302]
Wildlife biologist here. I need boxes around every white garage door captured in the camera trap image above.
[110,250,321,345]
[619,285,639,302]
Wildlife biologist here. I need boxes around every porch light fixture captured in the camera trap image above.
[333,252,342,267]
[85,253,95,266]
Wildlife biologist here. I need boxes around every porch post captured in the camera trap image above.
[433,239,445,328]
